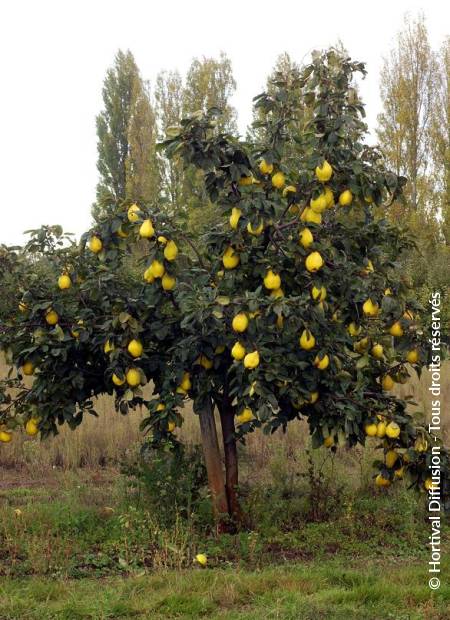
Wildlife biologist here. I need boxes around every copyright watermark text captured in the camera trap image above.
[427,292,442,590]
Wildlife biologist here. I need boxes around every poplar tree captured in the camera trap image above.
[94,50,159,220]
[376,14,438,216]
[376,15,449,334]
[126,81,159,206]
[430,38,450,245]
[155,70,184,216]
[156,55,237,233]
[183,52,237,133]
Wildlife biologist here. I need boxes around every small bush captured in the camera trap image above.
[240,445,348,535]
[121,440,212,529]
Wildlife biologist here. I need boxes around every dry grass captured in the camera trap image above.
[1,393,146,470]
[1,360,449,472]
[394,364,450,438]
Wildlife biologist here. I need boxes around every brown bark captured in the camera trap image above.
[197,397,229,531]
[218,396,242,527]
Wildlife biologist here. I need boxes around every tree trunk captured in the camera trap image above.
[218,397,242,527]
[197,397,229,531]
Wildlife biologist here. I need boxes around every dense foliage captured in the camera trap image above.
[1,50,448,523]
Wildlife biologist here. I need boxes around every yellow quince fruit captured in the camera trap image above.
[315,160,333,182]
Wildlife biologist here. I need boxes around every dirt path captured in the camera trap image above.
[0,466,117,491]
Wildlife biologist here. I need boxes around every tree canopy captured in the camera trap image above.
[1,49,447,526]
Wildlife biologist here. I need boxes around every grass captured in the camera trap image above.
[1,361,449,618]
[1,557,449,619]
[1,459,447,577]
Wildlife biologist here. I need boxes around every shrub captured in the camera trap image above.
[121,441,211,528]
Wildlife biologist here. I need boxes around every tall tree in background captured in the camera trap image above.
[184,54,237,232]
[377,14,438,217]
[126,81,159,207]
[183,53,237,133]
[95,51,139,204]
[430,38,450,245]
[155,70,184,215]
[249,53,307,148]
[377,15,450,334]
[94,50,159,219]
[156,54,237,233]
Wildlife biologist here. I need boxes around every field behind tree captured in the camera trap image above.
[0,6,449,617]
[1,359,448,472]
[1,359,449,619]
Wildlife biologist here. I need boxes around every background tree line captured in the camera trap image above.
[0,14,446,334]
[92,14,448,333]
[92,50,237,234]
[376,14,449,329]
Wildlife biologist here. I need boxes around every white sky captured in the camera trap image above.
[0,0,448,245]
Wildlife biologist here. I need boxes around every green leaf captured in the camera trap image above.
[356,355,369,369]
[119,312,131,324]
[216,296,230,305]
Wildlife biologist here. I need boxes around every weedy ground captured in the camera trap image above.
[1,558,449,620]
[0,362,449,619]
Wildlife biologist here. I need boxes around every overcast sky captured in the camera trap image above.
[0,0,448,245]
